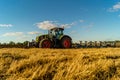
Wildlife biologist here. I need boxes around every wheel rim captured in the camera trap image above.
[42,40,51,48]
[63,39,71,48]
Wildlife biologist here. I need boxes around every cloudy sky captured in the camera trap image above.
[0,0,120,43]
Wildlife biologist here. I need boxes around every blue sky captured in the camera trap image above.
[0,0,120,43]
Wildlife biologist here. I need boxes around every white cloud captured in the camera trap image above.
[35,20,75,30]
[81,23,94,32]
[79,20,84,23]
[71,30,76,34]
[0,24,13,28]
[61,22,75,28]
[16,35,31,41]
[27,31,39,35]
[36,21,57,30]
[81,23,94,28]
[113,2,120,9]
[2,32,23,37]
[108,2,120,12]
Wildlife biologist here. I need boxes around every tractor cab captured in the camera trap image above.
[49,27,64,39]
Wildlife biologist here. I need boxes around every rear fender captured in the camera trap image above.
[59,35,72,40]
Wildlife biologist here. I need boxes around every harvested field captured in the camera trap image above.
[0,48,120,80]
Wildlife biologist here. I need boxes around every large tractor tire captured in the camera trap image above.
[61,37,72,48]
[39,39,52,48]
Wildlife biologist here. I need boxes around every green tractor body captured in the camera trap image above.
[34,27,72,48]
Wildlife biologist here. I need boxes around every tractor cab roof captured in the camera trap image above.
[50,27,64,31]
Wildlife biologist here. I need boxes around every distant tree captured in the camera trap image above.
[9,41,15,45]
[8,41,15,47]
[0,41,30,48]
[23,41,29,45]
[0,43,1,48]
[16,42,23,48]
[1,43,7,48]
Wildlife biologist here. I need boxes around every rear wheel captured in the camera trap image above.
[61,37,72,48]
[39,39,52,48]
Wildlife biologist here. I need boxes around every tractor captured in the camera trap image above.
[28,27,72,48]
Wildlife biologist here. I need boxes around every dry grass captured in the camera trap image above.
[0,48,120,80]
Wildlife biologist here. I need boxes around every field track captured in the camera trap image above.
[0,48,120,80]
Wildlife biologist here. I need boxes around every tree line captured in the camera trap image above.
[0,41,29,48]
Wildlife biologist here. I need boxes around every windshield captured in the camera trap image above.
[50,29,63,38]
[55,30,63,35]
